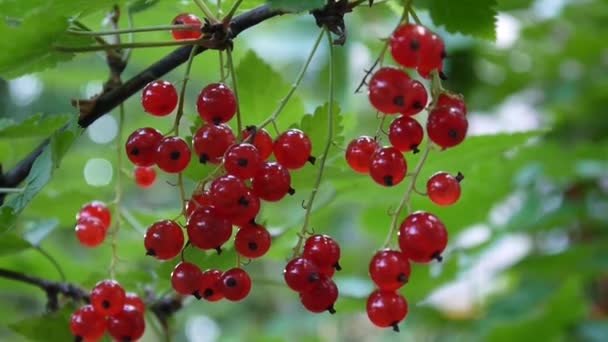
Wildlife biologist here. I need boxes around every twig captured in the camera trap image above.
[68,24,201,36]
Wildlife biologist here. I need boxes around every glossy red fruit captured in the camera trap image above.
[427,172,463,206]
[224,143,262,179]
[252,162,294,202]
[187,207,232,253]
[345,136,379,174]
[171,13,202,40]
[156,136,191,173]
[240,127,273,160]
[390,23,430,68]
[401,80,428,116]
[369,250,411,291]
[107,304,145,341]
[230,189,260,226]
[124,292,145,313]
[437,93,467,114]
[70,305,106,341]
[134,166,156,188]
[303,235,341,271]
[75,216,106,248]
[220,268,252,301]
[235,223,271,259]
[141,80,178,117]
[144,220,184,260]
[78,201,111,231]
[125,127,163,167]
[208,175,248,218]
[192,124,235,164]
[171,262,203,298]
[273,129,314,170]
[299,276,339,314]
[196,83,237,124]
[368,67,411,114]
[90,280,126,316]
[284,257,321,293]
[369,147,407,187]
[417,33,446,78]
[198,269,224,302]
[427,106,468,149]
[185,192,213,218]
[399,211,448,263]
[388,116,424,153]
[366,290,408,331]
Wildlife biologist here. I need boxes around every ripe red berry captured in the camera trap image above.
[252,162,294,202]
[90,280,126,316]
[368,67,411,114]
[156,136,191,173]
[141,80,178,117]
[437,93,467,114]
[401,80,428,116]
[77,201,111,231]
[75,216,106,248]
[240,127,273,161]
[427,106,468,149]
[70,305,106,341]
[192,124,235,164]
[171,13,202,40]
[198,269,224,302]
[273,129,314,170]
[390,23,430,69]
[126,127,163,167]
[369,250,411,291]
[186,192,213,218]
[369,147,407,187]
[303,235,341,272]
[196,83,237,124]
[284,257,321,293]
[187,207,232,253]
[345,136,379,174]
[388,116,424,153]
[366,290,409,331]
[399,211,448,263]
[124,292,145,313]
[144,220,184,260]
[107,304,145,342]
[299,276,339,314]
[220,268,252,301]
[208,175,248,218]
[230,189,260,226]
[224,143,262,179]
[134,166,156,188]
[171,262,203,298]
[235,223,271,259]
[427,172,463,206]
[417,33,446,78]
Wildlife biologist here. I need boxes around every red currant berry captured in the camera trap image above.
[171,13,202,40]
[427,172,463,206]
[273,129,314,170]
[220,268,252,301]
[224,143,262,179]
[187,207,233,254]
[70,305,106,341]
[90,280,126,316]
[186,191,213,218]
[144,220,184,260]
[388,116,424,153]
[427,106,468,149]
[369,147,407,187]
[252,162,294,202]
[284,257,321,293]
[390,23,430,68]
[368,67,411,114]
[208,175,248,217]
[231,189,260,226]
[198,269,224,302]
[171,261,203,298]
[345,136,379,174]
[369,250,411,291]
[141,80,178,117]
[196,83,237,124]
[75,216,106,248]
[437,93,467,114]
[417,33,446,77]
[134,166,156,188]
[240,127,273,160]
[299,276,339,314]
[156,136,191,173]
[399,211,448,263]
[126,127,163,167]
[366,290,408,331]
[193,124,235,164]
[124,292,145,313]
[77,201,111,231]
[401,80,428,116]
[303,234,341,272]
[107,304,145,342]
[234,223,271,259]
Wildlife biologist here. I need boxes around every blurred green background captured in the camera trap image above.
[1,0,607,341]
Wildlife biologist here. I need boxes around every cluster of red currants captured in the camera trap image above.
[74,201,111,248]
[70,280,145,341]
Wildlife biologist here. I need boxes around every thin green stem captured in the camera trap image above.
[225,48,243,134]
[54,39,207,53]
[216,0,222,16]
[0,187,24,193]
[218,51,226,81]
[193,0,219,23]
[223,0,244,25]
[34,247,66,281]
[110,103,126,279]
[408,4,422,25]
[174,46,198,135]
[67,24,200,36]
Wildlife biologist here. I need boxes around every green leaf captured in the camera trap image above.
[266,0,325,12]
[0,113,72,139]
[23,219,59,246]
[427,0,498,40]
[0,233,32,257]
[297,102,344,158]
[9,307,73,342]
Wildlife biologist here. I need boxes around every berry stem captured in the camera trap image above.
[110,103,126,279]
[292,29,335,258]
[34,246,66,281]
[67,24,201,36]
[383,143,432,248]
[408,4,422,25]
[193,0,220,23]
[225,47,243,134]
[54,39,209,53]
[223,0,244,26]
